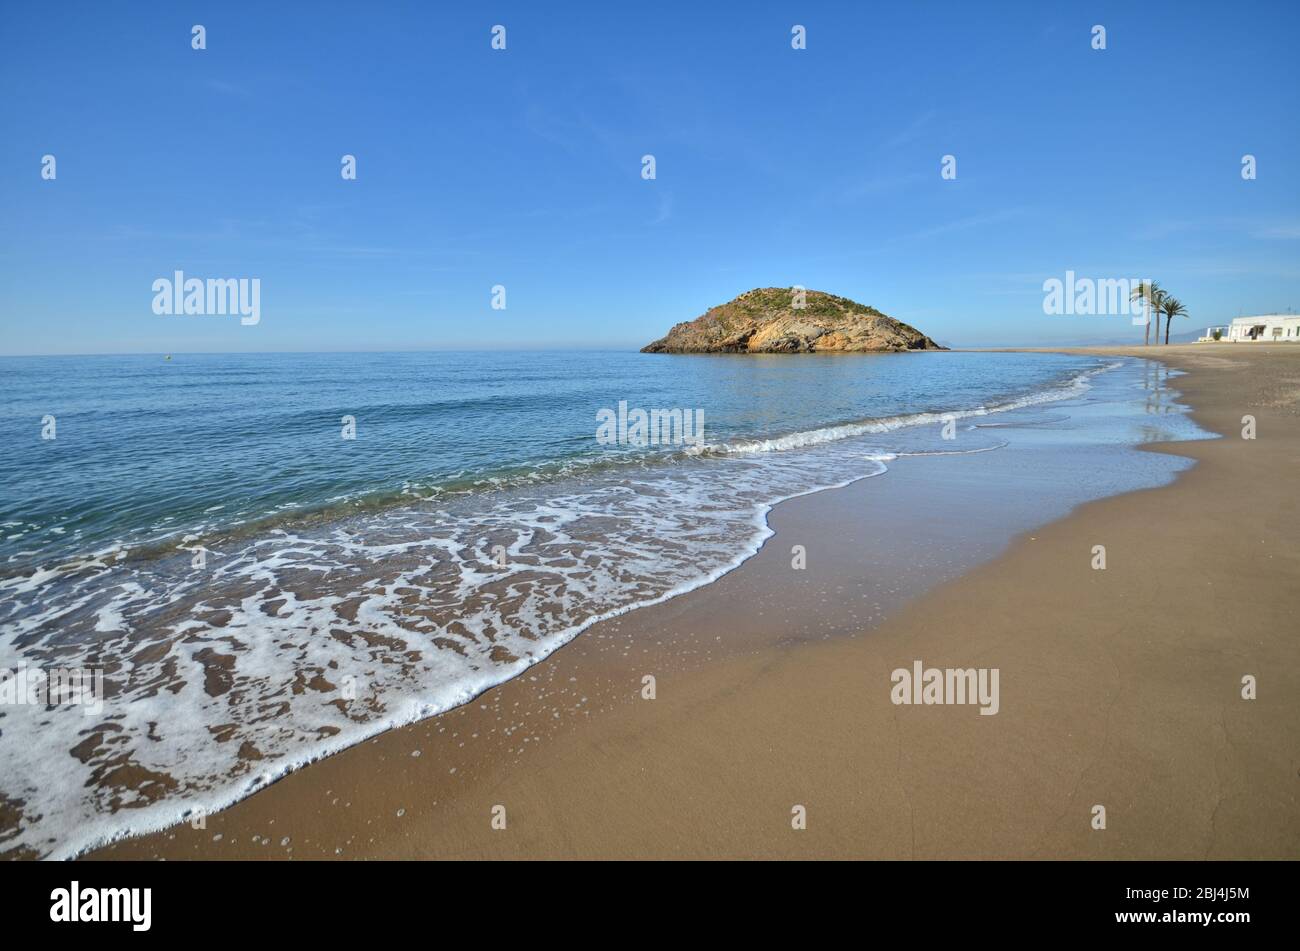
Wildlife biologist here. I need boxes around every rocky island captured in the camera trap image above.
[641,288,946,354]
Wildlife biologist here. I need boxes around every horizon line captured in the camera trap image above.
[0,335,1208,358]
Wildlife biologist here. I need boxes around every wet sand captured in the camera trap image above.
[93,344,1300,860]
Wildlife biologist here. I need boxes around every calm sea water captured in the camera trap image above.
[3,350,1113,569]
[0,350,1210,857]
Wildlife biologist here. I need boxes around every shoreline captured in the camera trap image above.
[89,344,1300,859]
[9,354,1133,860]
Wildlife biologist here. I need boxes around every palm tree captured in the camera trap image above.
[1160,296,1188,345]
[1130,281,1166,346]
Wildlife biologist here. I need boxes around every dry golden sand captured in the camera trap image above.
[94,344,1300,860]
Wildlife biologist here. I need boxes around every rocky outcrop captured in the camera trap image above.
[641,288,945,354]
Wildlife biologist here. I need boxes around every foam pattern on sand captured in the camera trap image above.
[0,359,1208,858]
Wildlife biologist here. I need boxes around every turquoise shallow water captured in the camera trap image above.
[0,350,1211,857]
[1,349,1106,570]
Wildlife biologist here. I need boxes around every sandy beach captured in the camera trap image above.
[91,344,1300,861]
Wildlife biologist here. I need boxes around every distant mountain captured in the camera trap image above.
[642,288,946,354]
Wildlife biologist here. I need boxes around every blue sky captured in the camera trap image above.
[1,0,1297,354]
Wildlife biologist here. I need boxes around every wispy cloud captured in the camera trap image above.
[1134,216,1300,241]
[899,207,1028,243]
[884,110,936,150]
[650,191,673,225]
[1252,223,1300,240]
[842,171,926,201]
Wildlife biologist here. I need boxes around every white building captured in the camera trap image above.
[1199,314,1300,342]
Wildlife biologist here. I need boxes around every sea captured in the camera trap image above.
[0,349,1213,857]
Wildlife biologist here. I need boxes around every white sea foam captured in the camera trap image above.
[0,362,1125,859]
[690,362,1115,456]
